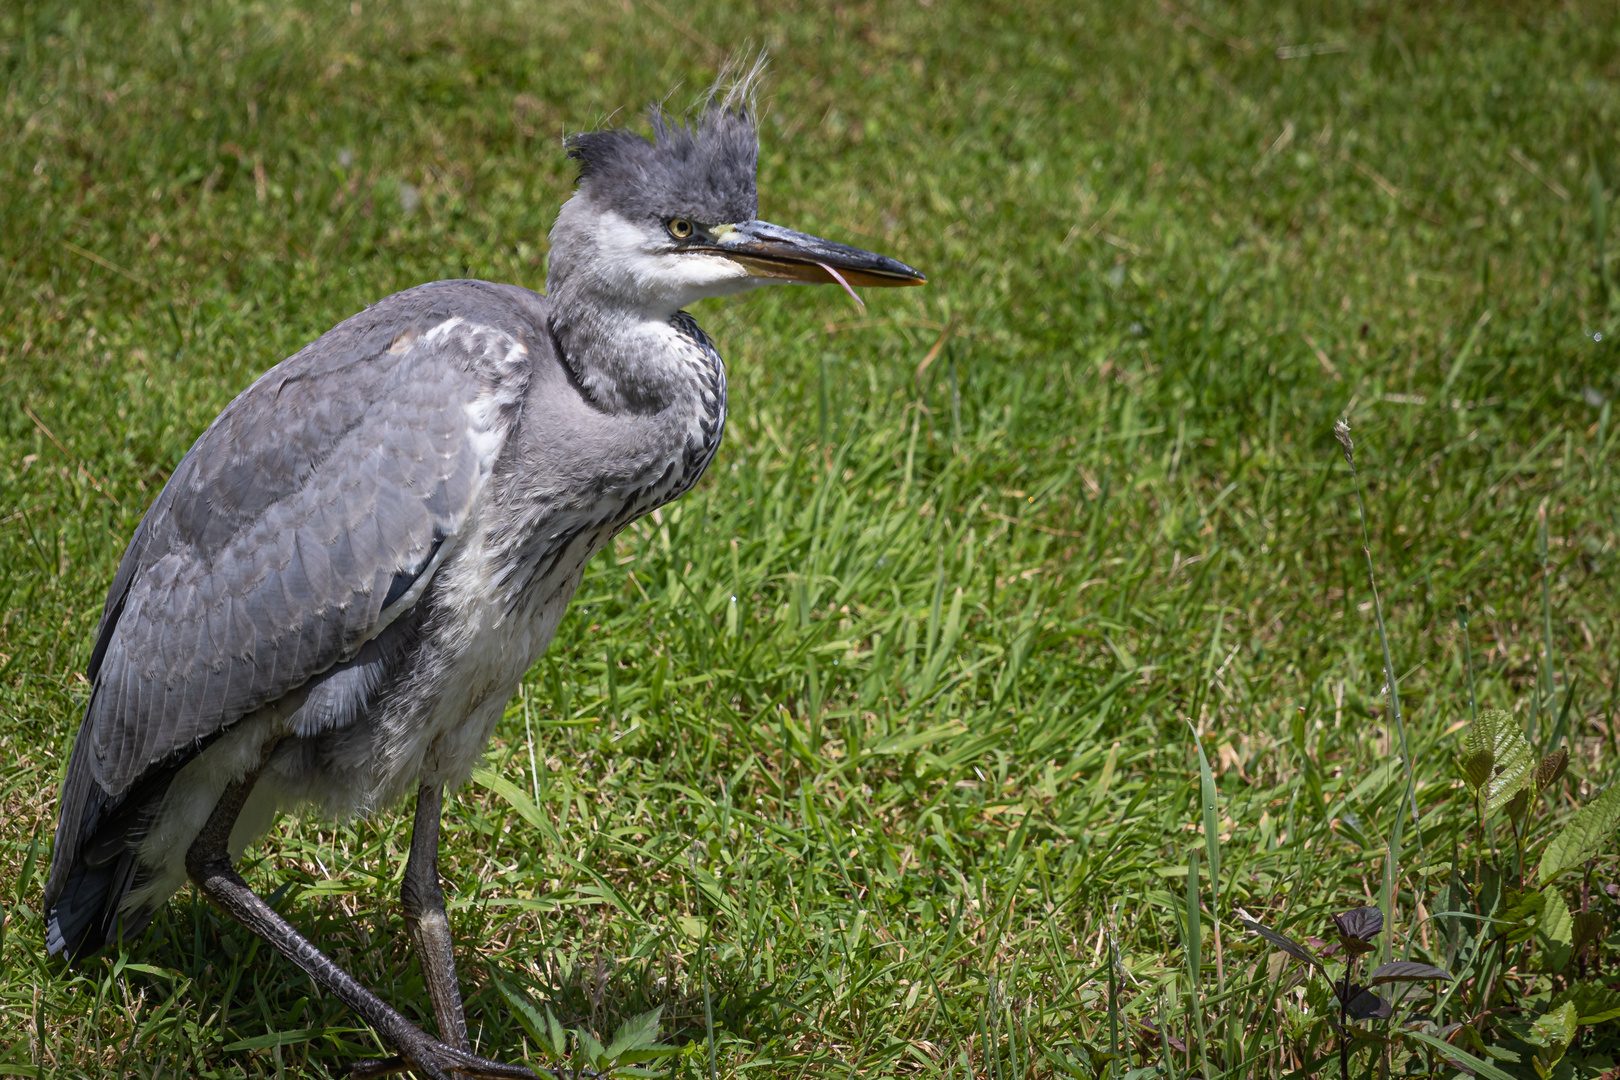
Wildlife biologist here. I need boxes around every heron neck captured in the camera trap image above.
[546,192,728,414]
[546,287,713,416]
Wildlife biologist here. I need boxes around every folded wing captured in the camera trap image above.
[44,282,537,953]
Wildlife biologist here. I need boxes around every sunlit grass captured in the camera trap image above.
[1,0,1617,1076]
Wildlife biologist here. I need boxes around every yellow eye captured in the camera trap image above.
[668,218,694,239]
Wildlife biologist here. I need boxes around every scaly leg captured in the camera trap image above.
[401,782,470,1050]
[185,767,533,1080]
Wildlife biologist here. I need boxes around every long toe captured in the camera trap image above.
[439,1045,540,1080]
[349,1056,411,1079]
[347,1040,538,1080]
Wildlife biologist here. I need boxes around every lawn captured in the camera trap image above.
[2,0,1618,1076]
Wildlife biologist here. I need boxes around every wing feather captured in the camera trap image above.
[79,282,535,799]
[44,281,543,954]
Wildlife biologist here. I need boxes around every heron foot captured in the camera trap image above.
[348,1026,538,1080]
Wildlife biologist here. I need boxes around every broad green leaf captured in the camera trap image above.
[1462,750,1493,792]
[491,975,554,1057]
[1467,709,1533,814]
[1535,886,1573,973]
[1501,888,1544,945]
[1550,982,1620,1025]
[1571,911,1606,957]
[546,1008,567,1060]
[605,1006,666,1058]
[576,1029,609,1071]
[1453,1023,1489,1055]
[1530,1000,1577,1077]
[1537,781,1620,883]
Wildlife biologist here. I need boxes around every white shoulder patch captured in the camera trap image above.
[416,318,530,479]
[364,317,531,642]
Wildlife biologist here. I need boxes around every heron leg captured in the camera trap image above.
[401,782,470,1050]
[185,767,534,1080]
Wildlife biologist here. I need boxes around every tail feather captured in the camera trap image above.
[45,752,190,961]
[46,848,148,958]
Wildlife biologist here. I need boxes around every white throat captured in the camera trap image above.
[547,198,766,324]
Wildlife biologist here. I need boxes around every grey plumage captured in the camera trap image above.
[45,279,722,956]
[46,282,541,952]
[43,75,922,1078]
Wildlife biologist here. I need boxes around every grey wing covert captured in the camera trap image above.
[42,281,536,958]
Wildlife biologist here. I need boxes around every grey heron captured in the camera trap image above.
[43,77,923,1079]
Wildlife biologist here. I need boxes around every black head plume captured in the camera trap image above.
[566,61,765,226]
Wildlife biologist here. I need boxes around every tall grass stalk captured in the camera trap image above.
[1537,499,1557,744]
[1184,848,1213,1080]
[1186,720,1225,991]
[1333,420,1422,853]
[1457,604,1478,722]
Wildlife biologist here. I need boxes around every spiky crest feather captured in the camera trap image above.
[564,56,768,226]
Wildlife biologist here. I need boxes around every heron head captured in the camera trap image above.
[549,84,924,317]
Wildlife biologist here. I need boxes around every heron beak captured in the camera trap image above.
[702,220,927,288]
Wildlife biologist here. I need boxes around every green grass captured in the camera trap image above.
[2,0,1618,1076]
